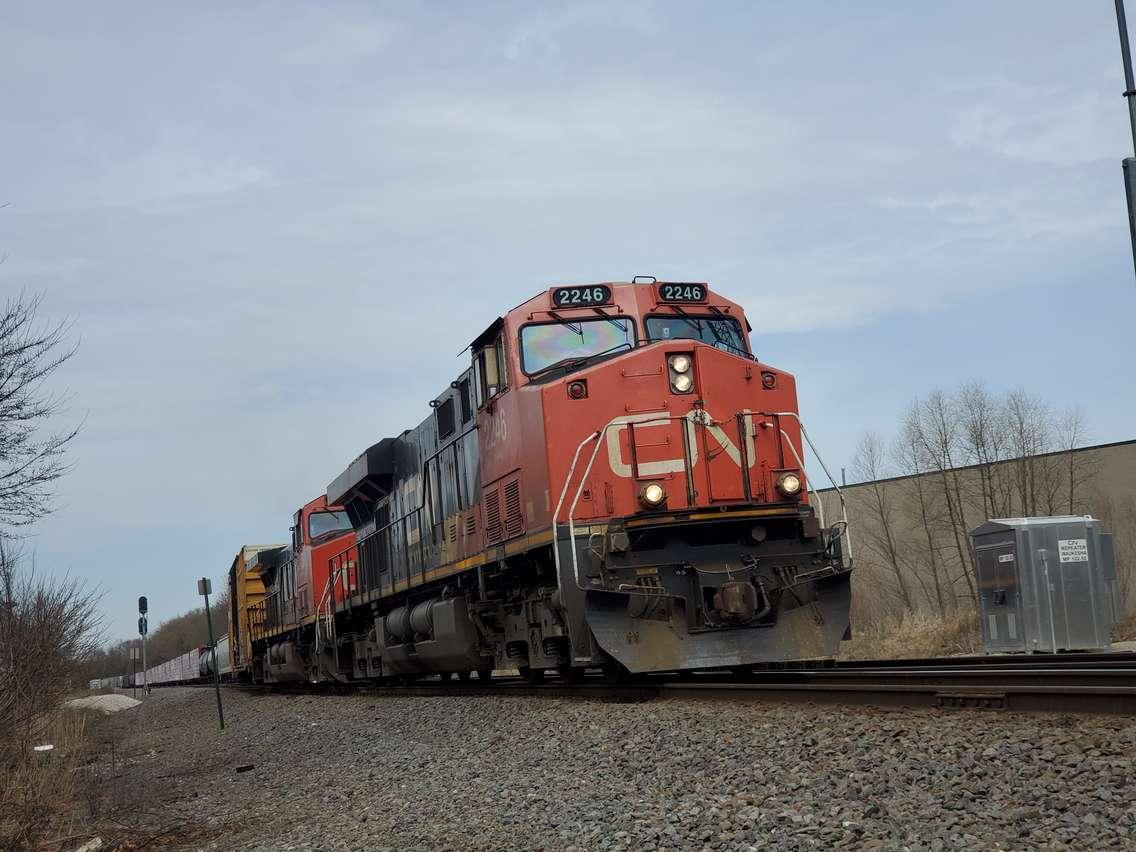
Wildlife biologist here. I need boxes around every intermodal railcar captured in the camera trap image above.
[228,278,853,685]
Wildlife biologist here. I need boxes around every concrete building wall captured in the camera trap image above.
[814,440,1136,626]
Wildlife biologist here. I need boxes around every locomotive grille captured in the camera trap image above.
[484,489,503,544]
[503,479,523,538]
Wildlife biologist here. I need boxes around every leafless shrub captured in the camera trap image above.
[0,543,102,849]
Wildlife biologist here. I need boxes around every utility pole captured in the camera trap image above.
[198,578,225,730]
[1115,0,1136,277]
[138,596,148,694]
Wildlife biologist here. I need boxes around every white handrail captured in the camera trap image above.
[551,430,602,596]
[762,412,853,565]
[314,561,350,655]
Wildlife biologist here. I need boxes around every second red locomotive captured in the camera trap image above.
[233,278,853,683]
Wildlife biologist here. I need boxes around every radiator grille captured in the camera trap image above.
[503,479,523,538]
[484,489,503,544]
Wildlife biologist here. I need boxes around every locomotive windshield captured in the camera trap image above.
[308,510,352,541]
[645,315,748,356]
[520,317,636,375]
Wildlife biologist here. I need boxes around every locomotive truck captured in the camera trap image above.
[230,278,853,684]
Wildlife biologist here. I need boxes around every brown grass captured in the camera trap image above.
[0,707,98,850]
[840,610,983,661]
[1113,613,1136,643]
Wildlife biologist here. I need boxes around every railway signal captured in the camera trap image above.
[198,577,225,730]
[138,595,148,694]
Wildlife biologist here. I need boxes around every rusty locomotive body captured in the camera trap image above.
[233,279,852,684]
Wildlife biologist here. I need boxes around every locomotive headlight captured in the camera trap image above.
[776,472,803,498]
[671,373,693,393]
[669,354,691,373]
[639,482,667,508]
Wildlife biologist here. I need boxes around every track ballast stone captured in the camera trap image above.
[87,687,1136,850]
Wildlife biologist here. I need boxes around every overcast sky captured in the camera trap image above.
[3,1,1135,642]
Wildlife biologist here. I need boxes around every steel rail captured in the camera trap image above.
[144,652,1136,715]
[343,672,1136,715]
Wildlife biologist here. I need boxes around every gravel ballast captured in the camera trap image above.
[86,687,1136,850]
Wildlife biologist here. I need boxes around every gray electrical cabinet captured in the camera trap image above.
[969,516,1117,654]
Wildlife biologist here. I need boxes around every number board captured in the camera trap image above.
[550,285,612,308]
[656,282,708,303]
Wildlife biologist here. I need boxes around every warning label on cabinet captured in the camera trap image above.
[1058,538,1088,563]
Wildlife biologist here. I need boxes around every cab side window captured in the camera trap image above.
[476,335,507,404]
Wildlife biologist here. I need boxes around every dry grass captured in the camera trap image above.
[840,610,983,661]
[0,707,97,850]
[1113,613,1136,643]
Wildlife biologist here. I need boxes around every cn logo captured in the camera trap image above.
[605,410,756,479]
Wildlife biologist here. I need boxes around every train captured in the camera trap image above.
[108,278,855,689]
[90,634,232,690]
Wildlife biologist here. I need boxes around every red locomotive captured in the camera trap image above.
[232,278,852,684]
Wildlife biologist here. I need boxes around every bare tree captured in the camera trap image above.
[893,418,952,615]
[1003,388,1053,516]
[910,392,978,604]
[0,291,79,533]
[1059,406,1095,515]
[852,432,914,612]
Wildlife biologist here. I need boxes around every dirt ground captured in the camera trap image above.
[69,684,1136,851]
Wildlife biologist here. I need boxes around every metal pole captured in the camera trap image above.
[203,590,225,730]
[1117,0,1136,150]
[1115,0,1136,276]
[141,626,147,695]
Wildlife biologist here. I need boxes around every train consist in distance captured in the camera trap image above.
[105,278,855,690]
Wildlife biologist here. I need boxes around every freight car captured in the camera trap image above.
[233,278,853,685]
[198,634,232,681]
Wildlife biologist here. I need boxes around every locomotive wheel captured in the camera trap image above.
[457,670,471,682]
[558,665,585,684]
[518,666,545,685]
[477,668,493,682]
[602,661,629,685]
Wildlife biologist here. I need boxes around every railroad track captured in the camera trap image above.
[170,652,1136,715]
[350,652,1136,715]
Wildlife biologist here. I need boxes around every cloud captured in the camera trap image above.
[950,87,1118,166]
[4,1,1134,638]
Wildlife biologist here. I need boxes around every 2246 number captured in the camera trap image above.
[552,285,611,307]
[658,283,707,302]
